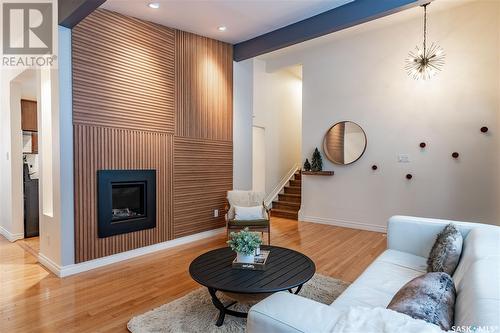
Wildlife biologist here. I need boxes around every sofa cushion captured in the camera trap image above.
[453,227,500,287]
[228,219,269,227]
[454,257,500,328]
[427,224,463,275]
[234,205,264,220]
[330,249,427,311]
[451,226,500,327]
[387,272,456,331]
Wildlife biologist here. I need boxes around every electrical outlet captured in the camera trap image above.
[398,154,410,163]
[213,209,219,218]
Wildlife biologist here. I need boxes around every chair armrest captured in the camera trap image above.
[387,215,477,258]
[263,202,271,219]
[247,292,341,333]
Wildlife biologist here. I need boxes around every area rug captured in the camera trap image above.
[127,274,349,333]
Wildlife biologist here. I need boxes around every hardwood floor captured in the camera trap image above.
[0,218,386,332]
[16,237,40,258]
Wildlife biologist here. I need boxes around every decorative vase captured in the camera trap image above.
[237,252,255,263]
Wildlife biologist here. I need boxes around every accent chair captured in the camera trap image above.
[226,190,271,244]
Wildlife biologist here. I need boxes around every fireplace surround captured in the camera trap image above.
[97,170,156,238]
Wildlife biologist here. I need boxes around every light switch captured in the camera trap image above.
[398,154,410,163]
[214,209,219,218]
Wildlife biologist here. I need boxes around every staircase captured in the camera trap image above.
[272,171,301,220]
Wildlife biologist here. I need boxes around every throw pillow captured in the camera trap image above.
[427,223,463,275]
[387,272,456,331]
[234,206,263,221]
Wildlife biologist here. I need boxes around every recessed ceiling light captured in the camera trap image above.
[218,26,227,32]
[148,2,160,9]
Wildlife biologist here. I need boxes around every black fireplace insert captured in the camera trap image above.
[97,169,156,238]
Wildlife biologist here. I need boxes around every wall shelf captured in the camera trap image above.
[302,171,334,176]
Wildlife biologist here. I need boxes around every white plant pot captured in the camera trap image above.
[237,252,255,263]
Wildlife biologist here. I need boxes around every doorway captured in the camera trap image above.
[252,126,266,193]
[9,69,40,254]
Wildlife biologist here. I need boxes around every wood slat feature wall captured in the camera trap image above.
[72,10,233,263]
[74,124,173,262]
[72,9,175,133]
[175,31,233,141]
[173,137,232,238]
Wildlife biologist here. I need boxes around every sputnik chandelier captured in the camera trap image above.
[405,3,445,80]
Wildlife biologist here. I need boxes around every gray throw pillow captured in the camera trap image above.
[388,272,456,331]
[427,223,463,276]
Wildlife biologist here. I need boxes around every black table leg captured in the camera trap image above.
[208,287,247,327]
[287,284,303,295]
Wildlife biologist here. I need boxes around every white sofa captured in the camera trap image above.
[247,216,500,333]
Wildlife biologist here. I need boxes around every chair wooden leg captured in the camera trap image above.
[268,228,271,245]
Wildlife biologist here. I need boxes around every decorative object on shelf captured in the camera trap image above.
[419,142,426,148]
[303,158,311,171]
[406,174,413,180]
[311,147,323,172]
[302,170,334,176]
[372,165,378,171]
[323,121,367,165]
[452,152,459,159]
[405,3,445,80]
[480,126,488,133]
[227,227,262,263]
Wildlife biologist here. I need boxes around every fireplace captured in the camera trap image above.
[97,170,156,238]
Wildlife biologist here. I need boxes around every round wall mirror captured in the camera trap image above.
[323,121,367,165]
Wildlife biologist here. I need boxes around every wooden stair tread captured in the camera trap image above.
[285,185,301,191]
[279,193,300,198]
[273,200,300,206]
[273,208,298,213]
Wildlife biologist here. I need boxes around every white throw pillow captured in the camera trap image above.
[234,206,263,221]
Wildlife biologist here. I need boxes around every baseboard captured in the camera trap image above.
[38,253,62,275]
[300,215,387,233]
[39,227,225,278]
[0,225,24,242]
[265,163,300,206]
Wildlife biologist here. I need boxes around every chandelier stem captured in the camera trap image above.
[423,3,427,57]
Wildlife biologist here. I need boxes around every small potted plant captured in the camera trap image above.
[227,227,262,263]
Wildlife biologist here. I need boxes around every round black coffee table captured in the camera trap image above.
[189,245,316,326]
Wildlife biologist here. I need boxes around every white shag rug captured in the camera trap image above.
[128,274,349,333]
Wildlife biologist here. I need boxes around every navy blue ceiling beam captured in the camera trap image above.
[233,0,430,61]
[59,0,106,28]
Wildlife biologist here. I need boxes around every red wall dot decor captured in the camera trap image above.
[452,152,459,159]
[419,142,426,148]
[372,165,378,170]
[481,126,488,133]
[406,174,413,180]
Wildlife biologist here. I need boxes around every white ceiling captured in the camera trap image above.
[100,0,354,44]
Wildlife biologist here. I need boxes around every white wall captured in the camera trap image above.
[253,60,302,200]
[0,68,25,241]
[38,26,75,267]
[233,59,254,190]
[262,0,500,229]
[58,26,75,266]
